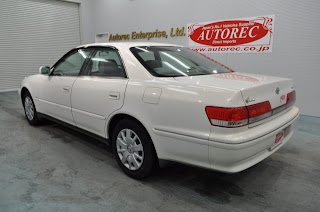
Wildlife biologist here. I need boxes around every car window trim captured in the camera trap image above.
[79,48,95,76]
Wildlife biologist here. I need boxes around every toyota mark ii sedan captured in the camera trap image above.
[19,42,299,179]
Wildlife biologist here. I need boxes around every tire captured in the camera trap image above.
[23,91,40,125]
[112,118,157,179]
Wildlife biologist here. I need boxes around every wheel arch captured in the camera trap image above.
[20,87,30,104]
[107,113,159,159]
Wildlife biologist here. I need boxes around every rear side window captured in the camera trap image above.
[85,49,126,78]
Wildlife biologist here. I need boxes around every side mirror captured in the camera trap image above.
[39,66,50,75]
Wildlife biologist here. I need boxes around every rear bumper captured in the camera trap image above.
[208,106,299,173]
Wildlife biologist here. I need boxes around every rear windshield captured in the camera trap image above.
[130,46,232,77]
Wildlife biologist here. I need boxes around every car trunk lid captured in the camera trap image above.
[174,72,294,107]
[174,72,295,127]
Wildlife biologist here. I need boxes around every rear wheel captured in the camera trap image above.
[112,119,157,179]
[23,92,40,125]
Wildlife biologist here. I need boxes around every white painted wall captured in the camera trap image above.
[80,0,320,117]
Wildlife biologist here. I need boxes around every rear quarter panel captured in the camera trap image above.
[112,78,245,167]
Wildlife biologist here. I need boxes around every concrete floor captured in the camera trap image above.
[0,91,319,212]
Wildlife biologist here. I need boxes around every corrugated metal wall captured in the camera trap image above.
[0,0,80,91]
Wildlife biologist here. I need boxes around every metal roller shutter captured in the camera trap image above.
[0,0,80,91]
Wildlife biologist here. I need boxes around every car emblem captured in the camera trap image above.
[245,96,255,103]
[275,87,280,94]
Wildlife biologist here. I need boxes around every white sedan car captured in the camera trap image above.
[19,42,299,179]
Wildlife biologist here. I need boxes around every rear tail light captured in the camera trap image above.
[206,101,271,128]
[274,90,296,115]
[205,106,248,127]
[247,101,272,123]
[206,102,272,127]
[206,90,296,128]
[286,90,296,106]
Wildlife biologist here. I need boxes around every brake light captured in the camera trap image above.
[205,106,248,127]
[286,90,296,105]
[206,90,296,128]
[206,101,272,128]
[247,101,272,123]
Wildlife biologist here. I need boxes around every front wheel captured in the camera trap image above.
[23,92,40,125]
[112,119,157,179]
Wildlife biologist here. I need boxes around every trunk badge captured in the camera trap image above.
[275,87,280,94]
[245,96,255,103]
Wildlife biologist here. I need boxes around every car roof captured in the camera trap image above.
[77,42,182,49]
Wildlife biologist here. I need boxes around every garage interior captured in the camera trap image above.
[0,0,320,211]
[1,91,319,211]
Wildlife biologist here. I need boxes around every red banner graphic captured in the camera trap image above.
[187,15,275,53]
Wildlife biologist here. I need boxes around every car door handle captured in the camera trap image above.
[109,91,120,100]
[62,86,70,92]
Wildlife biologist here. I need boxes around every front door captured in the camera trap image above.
[37,49,91,125]
[71,47,128,137]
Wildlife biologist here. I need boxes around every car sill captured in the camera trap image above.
[38,113,110,145]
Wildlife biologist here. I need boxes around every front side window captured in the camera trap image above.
[130,46,232,77]
[52,49,91,76]
[85,49,126,78]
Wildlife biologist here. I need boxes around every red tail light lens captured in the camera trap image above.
[206,90,296,128]
[206,101,272,127]
[247,101,272,123]
[286,90,296,105]
[205,106,248,127]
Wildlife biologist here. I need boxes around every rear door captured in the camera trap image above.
[71,47,128,137]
